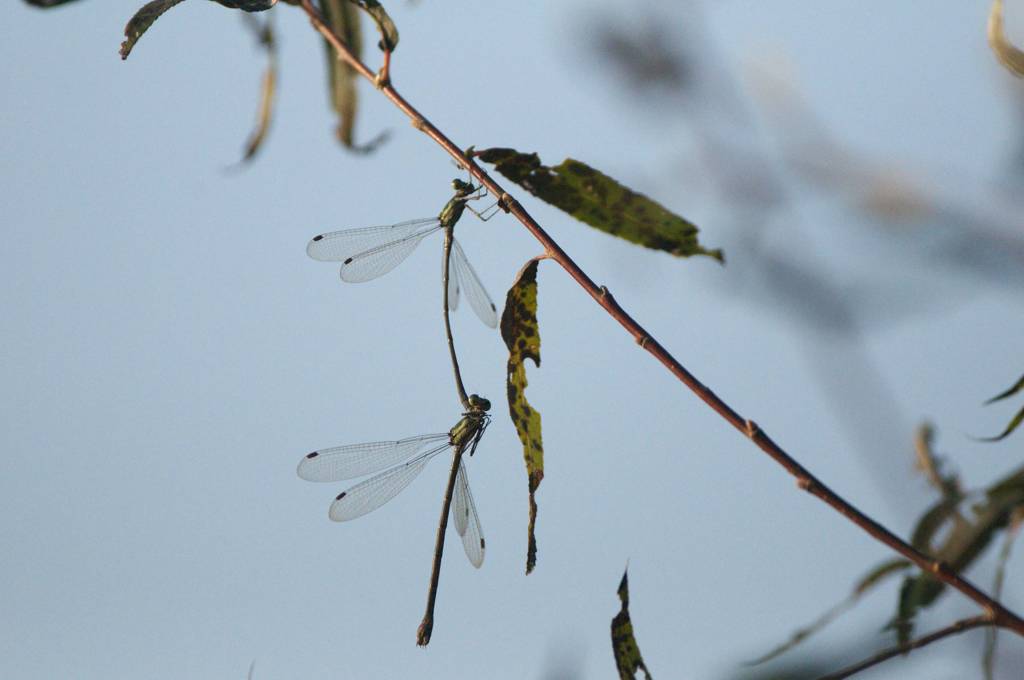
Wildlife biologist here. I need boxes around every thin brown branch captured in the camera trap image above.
[817,615,994,680]
[295,0,1024,637]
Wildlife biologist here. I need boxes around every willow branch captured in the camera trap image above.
[295,0,1024,636]
[817,615,994,680]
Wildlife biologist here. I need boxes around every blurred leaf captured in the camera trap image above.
[478,148,723,262]
[981,373,1024,441]
[235,15,277,165]
[23,0,83,7]
[747,557,911,665]
[501,258,544,574]
[987,373,1024,403]
[322,0,361,147]
[983,506,1024,679]
[213,0,277,9]
[120,0,188,60]
[989,0,1024,77]
[350,0,398,52]
[891,465,1024,643]
[611,569,653,680]
[913,423,961,499]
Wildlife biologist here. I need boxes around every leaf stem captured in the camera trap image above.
[296,0,1024,639]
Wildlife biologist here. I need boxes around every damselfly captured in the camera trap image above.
[297,394,492,645]
[307,179,499,328]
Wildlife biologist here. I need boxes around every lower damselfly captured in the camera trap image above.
[307,179,498,328]
[297,394,492,645]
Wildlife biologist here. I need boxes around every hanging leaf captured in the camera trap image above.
[501,258,544,574]
[912,423,961,500]
[477,147,722,262]
[23,0,83,7]
[611,569,653,680]
[234,15,277,165]
[120,0,277,61]
[889,465,1024,644]
[322,0,361,147]
[213,0,276,9]
[983,506,1024,680]
[981,373,1024,441]
[988,0,1024,77]
[747,557,912,665]
[120,0,188,60]
[349,0,398,52]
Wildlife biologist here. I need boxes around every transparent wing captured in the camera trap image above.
[307,218,437,261]
[451,239,498,328]
[328,444,449,522]
[297,433,449,482]
[307,219,443,284]
[453,460,485,568]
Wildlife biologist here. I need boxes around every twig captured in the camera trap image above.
[817,615,994,680]
[416,441,466,646]
[294,0,1024,637]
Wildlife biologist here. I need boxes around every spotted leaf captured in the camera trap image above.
[501,257,543,574]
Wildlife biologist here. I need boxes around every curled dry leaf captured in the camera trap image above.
[989,0,1024,77]
[500,257,544,574]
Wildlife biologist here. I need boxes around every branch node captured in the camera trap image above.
[797,477,813,492]
[744,419,761,438]
[636,335,650,349]
[411,117,427,132]
[498,192,513,213]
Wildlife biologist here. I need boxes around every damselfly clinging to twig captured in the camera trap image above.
[306,179,499,328]
[297,394,492,645]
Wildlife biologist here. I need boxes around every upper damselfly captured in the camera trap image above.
[307,179,498,328]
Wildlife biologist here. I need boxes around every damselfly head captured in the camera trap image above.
[466,394,491,412]
[452,178,476,197]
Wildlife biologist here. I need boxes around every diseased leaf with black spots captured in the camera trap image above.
[234,15,277,165]
[120,0,188,60]
[747,557,912,665]
[349,0,398,52]
[501,258,543,574]
[611,569,653,680]
[989,0,1024,77]
[478,147,722,262]
[889,465,1024,644]
[213,0,276,10]
[982,373,1024,441]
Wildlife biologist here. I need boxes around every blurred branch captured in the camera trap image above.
[817,615,993,680]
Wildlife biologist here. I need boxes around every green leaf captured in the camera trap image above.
[478,147,722,262]
[500,258,544,574]
[747,557,911,665]
[611,569,653,680]
[890,465,1024,643]
[120,0,188,60]
[987,373,1024,404]
[233,15,277,165]
[989,0,1024,78]
[348,0,398,52]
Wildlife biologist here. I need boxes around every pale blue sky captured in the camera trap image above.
[3,2,1024,678]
